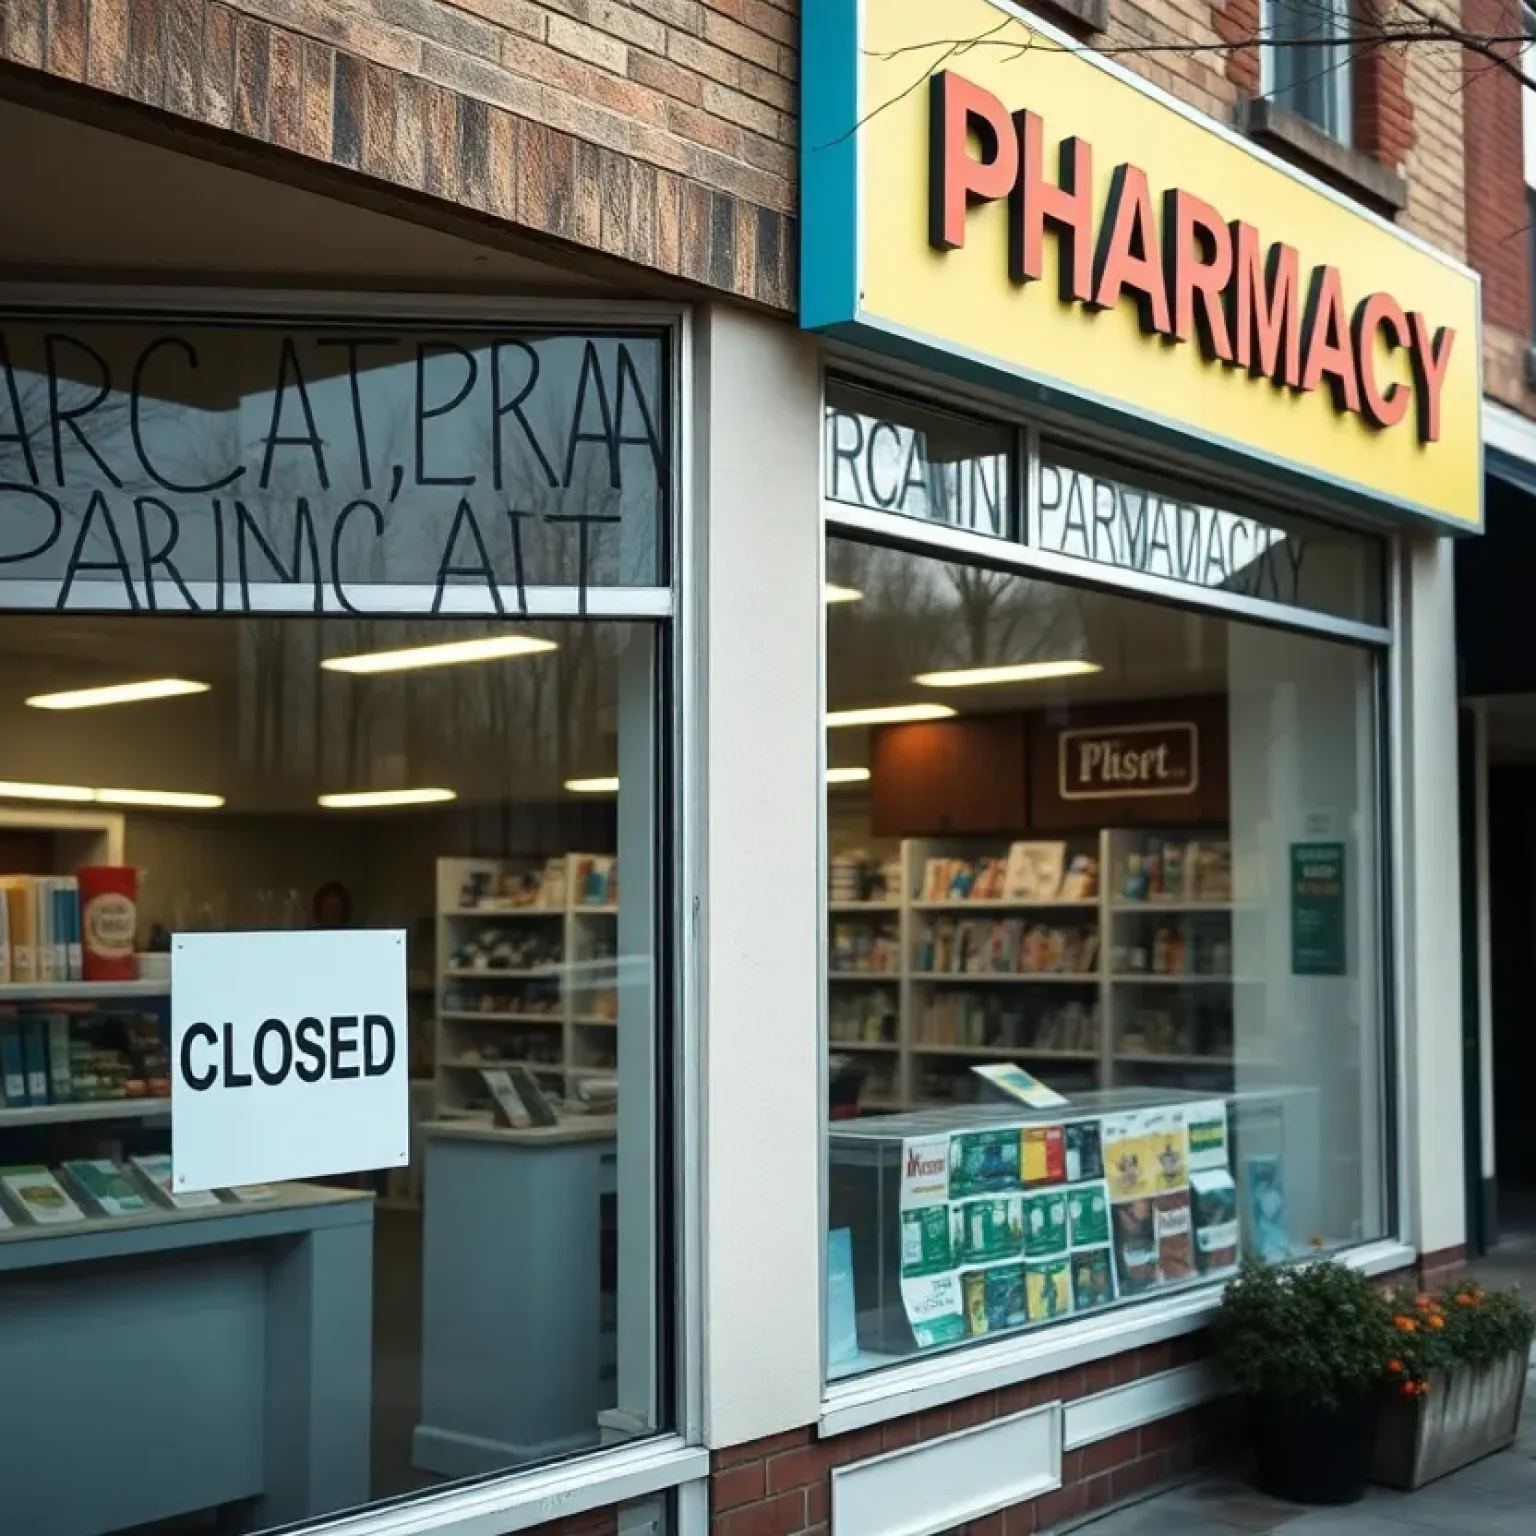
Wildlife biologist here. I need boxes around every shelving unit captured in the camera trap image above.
[433,854,620,1117]
[828,829,1259,1110]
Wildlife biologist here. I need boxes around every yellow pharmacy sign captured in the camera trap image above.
[801,0,1483,531]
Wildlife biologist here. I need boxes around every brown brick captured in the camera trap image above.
[737,57,793,110]
[711,1458,766,1512]
[629,48,704,106]
[363,60,398,177]
[625,153,659,267]
[742,0,794,44]
[765,1441,821,1492]
[233,16,270,137]
[951,1390,997,1429]
[548,12,628,72]
[201,4,237,127]
[629,0,703,29]
[300,38,334,159]
[422,78,459,199]
[881,1412,920,1452]
[806,1474,830,1525]
[449,0,547,40]
[331,49,364,167]
[1033,1482,1088,1531]
[1081,1429,1138,1477]
[1082,1358,1117,1396]
[968,1515,1006,1536]
[392,69,425,185]
[665,27,740,88]
[125,0,164,104]
[372,0,500,61]
[419,40,542,116]
[702,77,777,136]
[85,0,128,91]
[585,0,668,53]
[266,26,303,148]
[1111,1452,1168,1502]
[715,1489,806,1536]
[817,1424,882,1469]
[238,0,421,74]
[4,0,44,67]
[701,7,777,70]
[1004,1501,1038,1535]
[47,0,86,79]
[629,118,700,176]
[655,165,681,272]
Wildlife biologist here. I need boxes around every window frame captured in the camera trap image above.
[0,285,707,1536]
[1260,0,1354,147]
[817,367,1409,1433]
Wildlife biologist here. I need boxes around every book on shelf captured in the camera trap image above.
[129,1153,223,1210]
[1003,842,1067,901]
[0,1165,85,1225]
[0,876,83,985]
[63,1158,150,1218]
[0,1020,25,1106]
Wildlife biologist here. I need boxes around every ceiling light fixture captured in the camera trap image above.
[26,678,211,710]
[825,584,864,604]
[826,766,872,785]
[95,789,226,809]
[913,660,1104,688]
[318,788,458,809]
[826,703,957,729]
[320,637,557,675]
[565,777,620,794]
[0,782,223,808]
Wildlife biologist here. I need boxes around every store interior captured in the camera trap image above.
[0,614,652,1534]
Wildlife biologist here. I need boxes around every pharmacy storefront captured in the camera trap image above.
[705,0,1484,1529]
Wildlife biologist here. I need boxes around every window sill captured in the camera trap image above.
[1236,98,1408,218]
[817,1240,1416,1440]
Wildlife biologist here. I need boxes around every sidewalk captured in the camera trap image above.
[1076,1381,1535,1535]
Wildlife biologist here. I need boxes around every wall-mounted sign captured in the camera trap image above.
[1290,842,1347,976]
[171,928,409,1191]
[801,0,1482,531]
[1059,722,1198,801]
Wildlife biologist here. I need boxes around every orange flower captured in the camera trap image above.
[1401,1382,1418,1398]
[1456,1292,1476,1306]
[1309,1234,1326,1250]
[1429,1316,1445,1330]
[1387,1359,1403,1374]
[1394,1316,1418,1332]
[1422,1381,1433,1395]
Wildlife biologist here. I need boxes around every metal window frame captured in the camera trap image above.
[816,362,1408,1425]
[0,286,707,1534]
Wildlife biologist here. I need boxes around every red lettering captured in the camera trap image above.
[1351,292,1412,430]
[1225,224,1302,386]
[1092,164,1172,336]
[1163,190,1233,362]
[928,72,1017,251]
[1300,265,1361,414]
[1408,313,1456,443]
[1009,110,1094,303]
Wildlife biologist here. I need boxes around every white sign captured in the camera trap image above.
[171,929,409,1191]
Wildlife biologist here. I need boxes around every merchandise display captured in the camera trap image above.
[828,832,1253,1108]
[435,853,623,1116]
[827,1089,1254,1370]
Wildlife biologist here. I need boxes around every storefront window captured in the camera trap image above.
[0,314,677,1532]
[824,534,1389,1377]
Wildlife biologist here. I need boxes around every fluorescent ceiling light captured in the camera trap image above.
[0,780,96,803]
[26,678,210,710]
[825,584,863,604]
[826,703,957,729]
[565,777,620,794]
[826,766,871,785]
[0,782,223,808]
[321,637,557,675]
[96,789,226,809]
[913,660,1103,688]
[318,788,457,809]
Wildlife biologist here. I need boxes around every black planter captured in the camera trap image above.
[1249,1390,1379,1505]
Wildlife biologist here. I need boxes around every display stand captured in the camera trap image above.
[413,1115,618,1475]
[0,1185,374,1536]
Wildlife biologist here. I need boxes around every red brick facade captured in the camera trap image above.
[1353,9,1415,172]
[709,1335,1233,1536]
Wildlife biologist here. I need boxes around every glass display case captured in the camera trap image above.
[826,1085,1321,1378]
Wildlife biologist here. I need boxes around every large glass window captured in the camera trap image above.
[824,535,1388,1377]
[1265,0,1352,143]
[0,314,677,1533]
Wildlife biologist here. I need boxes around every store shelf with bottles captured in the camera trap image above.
[433,854,622,1117]
[826,827,1254,1109]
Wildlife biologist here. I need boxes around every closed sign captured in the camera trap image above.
[171,929,409,1192]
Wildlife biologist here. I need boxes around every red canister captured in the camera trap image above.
[77,866,139,981]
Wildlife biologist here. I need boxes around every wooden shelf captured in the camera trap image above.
[1109,902,1236,914]
[0,979,169,1002]
[912,899,1098,912]
[439,1010,563,1025]
[0,1097,170,1128]
[828,1039,900,1052]
[445,907,564,918]
[828,901,900,914]
[1111,974,1236,985]
[828,970,901,981]
[911,972,1098,984]
[443,967,562,981]
[910,1045,1101,1060]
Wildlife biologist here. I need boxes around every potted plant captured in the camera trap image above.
[1371,1281,1535,1489]
[1215,1259,1395,1505]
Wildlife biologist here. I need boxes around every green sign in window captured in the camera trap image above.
[1291,842,1345,976]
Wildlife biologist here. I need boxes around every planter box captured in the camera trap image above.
[1371,1351,1527,1490]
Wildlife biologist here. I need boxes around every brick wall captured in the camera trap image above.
[0,0,795,308]
[709,1334,1236,1536]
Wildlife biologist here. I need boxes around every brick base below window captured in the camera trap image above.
[709,1333,1237,1536]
